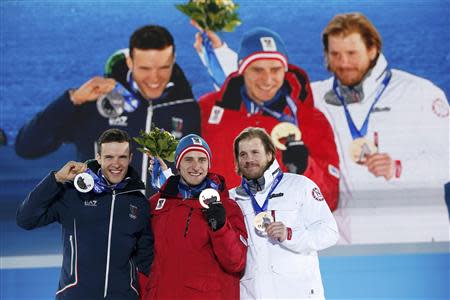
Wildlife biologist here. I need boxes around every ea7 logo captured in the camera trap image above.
[84,200,98,207]
[109,116,128,126]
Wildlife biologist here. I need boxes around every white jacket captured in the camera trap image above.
[312,54,450,244]
[230,161,338,299]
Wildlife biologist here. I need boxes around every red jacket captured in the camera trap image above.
[199,66,340,211]
[141,174,247,300]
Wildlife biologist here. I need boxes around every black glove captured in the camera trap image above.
[203,202,226,232]
[282,139,309,174]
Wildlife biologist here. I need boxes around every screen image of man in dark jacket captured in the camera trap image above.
[15,25,200,196]
[17,129,153,300]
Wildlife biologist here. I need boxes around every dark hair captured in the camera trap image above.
[233,127,276,164]
[97,129,131,154]
[129,25,175,58]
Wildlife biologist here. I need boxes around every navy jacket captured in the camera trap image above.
[15,57,200,195]
[17,161,153,300]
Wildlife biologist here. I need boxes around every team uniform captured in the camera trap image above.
[16,161,152,300]
[199,66,340,211]
[312,54,450,244]
[15,50,200,192]
[230,160,338,299]
[142,173,247,300]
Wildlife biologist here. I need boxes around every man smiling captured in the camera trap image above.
[17,129,152,300]
[199,27,340,211]
[15,25,200,194]
[141,134,247,299]
[312,13,449,244]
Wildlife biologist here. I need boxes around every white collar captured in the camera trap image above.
[358,53,389,103]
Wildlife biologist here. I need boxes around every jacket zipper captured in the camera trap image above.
[103,191,116,298]
[69,235,74,276]
[184,208,194,237]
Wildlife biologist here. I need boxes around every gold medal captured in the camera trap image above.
[254,211,274,234]
[199,188,221,209]
[349,137,377,164]
[270,122,302,150]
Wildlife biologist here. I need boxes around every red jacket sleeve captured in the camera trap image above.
[209,197,248,274]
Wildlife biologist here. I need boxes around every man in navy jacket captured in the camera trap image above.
[15,25,200,195]
[17,128,153,300]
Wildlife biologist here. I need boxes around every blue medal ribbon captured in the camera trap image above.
[333,69,392,139]
[113,81,139,113]
[240,86,298,126]
[241,171,283,215]
[85,169,128,194]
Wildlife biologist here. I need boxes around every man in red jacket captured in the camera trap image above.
[141,134,247,300]
[199,27,340,211]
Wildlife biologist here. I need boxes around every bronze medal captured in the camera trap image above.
[349,137,377,164]
[270,122,301,150]
[199,188,221,209]
[254,211,274,234]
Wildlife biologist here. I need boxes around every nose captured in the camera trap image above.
[146,69,159,83]
[260,70,273,85]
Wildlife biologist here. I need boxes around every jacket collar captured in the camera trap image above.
[326,53,389,106]
[236,160,282,196]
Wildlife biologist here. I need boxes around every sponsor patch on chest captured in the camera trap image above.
[208,106,224,124]
[108,116,128,126]
[155,198,166,210]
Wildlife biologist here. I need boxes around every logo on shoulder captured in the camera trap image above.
[311,187,324,202]
[432,98,449,118]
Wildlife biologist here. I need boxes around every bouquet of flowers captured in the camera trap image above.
[133,127,179,162]
[176,0,241,32]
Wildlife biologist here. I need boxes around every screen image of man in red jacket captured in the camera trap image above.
[140,134,248,300]
[199,27,340,211]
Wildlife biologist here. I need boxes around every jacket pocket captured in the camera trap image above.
[184,274,221,292]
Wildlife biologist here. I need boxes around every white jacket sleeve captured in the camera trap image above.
[280,181,339,253]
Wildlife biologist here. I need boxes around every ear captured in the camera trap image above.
[129,152,133,163]
[96,152,101,164]
[126,55,133,70]
[368,46,378,61]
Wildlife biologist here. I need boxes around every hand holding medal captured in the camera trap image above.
[253,211,274,235]
[349,137,378,164]
[200,189,226,231]
[54,161,90,191]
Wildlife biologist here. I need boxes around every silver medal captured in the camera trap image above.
[74,173,94,193]
[97,91,124,118]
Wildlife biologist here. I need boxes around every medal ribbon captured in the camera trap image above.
[333,69,392,139]
[85,169,128,194]
[241,171,283,215]
[240,87,298,126]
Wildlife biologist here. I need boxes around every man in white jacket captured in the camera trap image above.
[230,127,338,299]
[312,13,449,244]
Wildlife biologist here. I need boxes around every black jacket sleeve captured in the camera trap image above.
[15,90,77,158]
[16,172,64,230]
